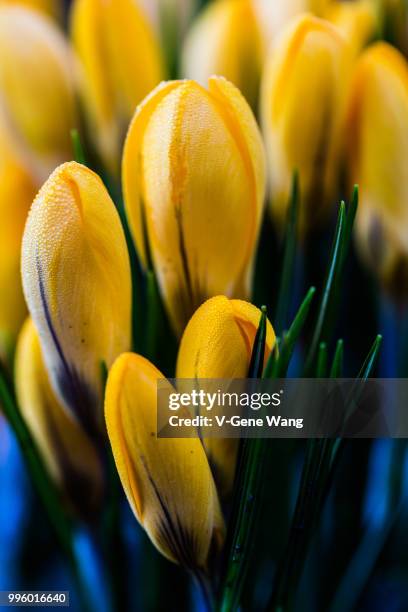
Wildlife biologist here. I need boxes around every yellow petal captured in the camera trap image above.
[0,113,37,362]
[15,318,103,516]
[182,0,264,109]
[346,42,408,295]
[176,296,275,491]
[123,77,266,337]
[260,14,350,235]
[325,1,377,55]
[70,0,164,174]
[21,161,132,435]
[0,6,76,179]
[105,352,224,569]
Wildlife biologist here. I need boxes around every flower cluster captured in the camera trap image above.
[0,0,407,601]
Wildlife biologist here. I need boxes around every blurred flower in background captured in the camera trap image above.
[0,0,61,20]
[347,41,408,297]
[253,0,329,41]
[0,111,36,363]
[0,6,76,180]
[15,318,103,518]
[325,0,378,55]
[182,0,264,109]
[70,0,164,175]
[261,14,350,235]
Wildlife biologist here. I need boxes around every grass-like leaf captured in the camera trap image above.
[265,286,316,378]
[304,201,346,374]
[274,172,299,334]
[218,308,267,612]
[70,128,86,166]
[267,333,382,611]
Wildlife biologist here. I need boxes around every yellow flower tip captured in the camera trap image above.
[105,352,224,569]
[260,12,350,236]
[177,295,275,382]
[0,5,76,179]
[182,0,264,109]
[176,296,275,492]
[21,161,132,436]
[70,0,164,175]
[123,76,266,337]
[15,318,103,517]
[346,42,408,297]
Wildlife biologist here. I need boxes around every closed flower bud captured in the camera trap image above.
[15,318,103,517]
[21,162,132,435]
[182,0,264,109]
[325,1,377,55]
[70,0,164,174]
[176,296,275,491]
[260,14,350,235]
[0,6,76,179]
[0,115,37,362]
[105,352,224,570]
[123,77,266,337]
[346,43,408,296]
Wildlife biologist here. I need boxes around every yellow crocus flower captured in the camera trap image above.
[260,14,350,235]
[15,318,103,517]
[0,6,76,179]
[105,352,224,570]
[70,0,164,174]
[182,0,264,109]
[325,0,377,55]
[0,114,37,363]
[21,161,132,435]
[0,0,61,19]
[176,296,275,491]
[123,76,266,337]
[346,42,408,295]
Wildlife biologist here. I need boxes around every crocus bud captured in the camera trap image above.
[176,296,275,491]
[0,115,37,362]
[123,77,266,337]
[2,0,61,20]
[105,352,224,570]
[21,162,132,435]
[182,0,264,109]
[325,1,377,55]
[260,14,350,235]
[0,6,76,179]
[15,318,103,517]
[346,43,408,296]
[71,0,164,174]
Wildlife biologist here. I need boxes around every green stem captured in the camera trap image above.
[218,308,267,612]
